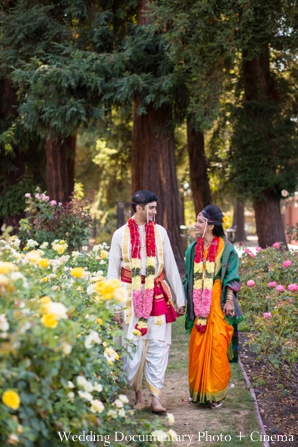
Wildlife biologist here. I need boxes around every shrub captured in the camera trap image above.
[238,244,298,393]
[0,231,171,446]
[18,190,93,250]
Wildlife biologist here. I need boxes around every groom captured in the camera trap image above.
[107,190,185,413]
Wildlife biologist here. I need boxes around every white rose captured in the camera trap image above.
[113,288,128,303]
[68,381,75,389]
[62,343,72,355]
[118,394,129,404]
[46,302,68,319]
[107,409,117,419]
[113,399,124,408]
[84,330,102,349]
[118,408,125,418]
[167,429,178,441]
[93,383,103,392]
[152,430,169,442]
[68,391,75,400]
[78,390,93,401]
[0,314,9,332]
[90,399,105,413]
[167,413,175,425]
[87,284,96,295]
[77,376,88,388]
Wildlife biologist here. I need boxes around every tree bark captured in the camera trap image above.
[242,47,287,246]
[187,120,212,215]
[233,200,246,242]
[132,98,185,272]
[46,134,76,203]
[0,78,25,231]
[253,193,287,247]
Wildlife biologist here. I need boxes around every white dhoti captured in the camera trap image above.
[124,338,170,398]
[122,312,171,397]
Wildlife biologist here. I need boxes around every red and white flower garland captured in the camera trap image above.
[193,237,219,333]
[127,217,156,336]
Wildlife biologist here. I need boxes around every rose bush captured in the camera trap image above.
[18,189,93,250]
[238,244,298,393]
[0,230,171,446]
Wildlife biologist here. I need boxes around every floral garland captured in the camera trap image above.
[127,217,156,337]
[193,237,219,333]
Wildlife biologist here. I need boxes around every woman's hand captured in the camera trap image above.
[223,300,235,317]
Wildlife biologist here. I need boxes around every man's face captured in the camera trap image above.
[137,201,157,222]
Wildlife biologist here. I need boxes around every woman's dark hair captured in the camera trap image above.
[202,204,225,237]
[131,190,158,212]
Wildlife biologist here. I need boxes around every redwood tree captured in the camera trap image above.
[187,120,212,215]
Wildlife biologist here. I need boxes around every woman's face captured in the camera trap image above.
[195,214,208,236]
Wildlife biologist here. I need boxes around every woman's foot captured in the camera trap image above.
[209,399,224,409]
[150,395,167,414]
[133,390,145,410]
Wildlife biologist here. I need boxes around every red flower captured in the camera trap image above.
[196,323,207,333]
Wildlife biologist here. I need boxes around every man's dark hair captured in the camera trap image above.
[202,204,225,237]
[131,190,158,213]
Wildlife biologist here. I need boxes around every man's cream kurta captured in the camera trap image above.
[107,221,185,395]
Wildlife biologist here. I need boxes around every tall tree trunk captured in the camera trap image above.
[0,78,25,231]
[253,193,286,247]
[132,98,185,272]
[46,134,76,203]
[187,120,212,214]
[233,200,246,242]
[242,47,287,247]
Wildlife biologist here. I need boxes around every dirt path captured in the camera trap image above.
[125,319,264,447]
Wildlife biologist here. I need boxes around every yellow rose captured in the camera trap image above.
[57,246,66,255]
[41,314,58,328]
[38,258,49,268]
[0,262,18,274]
[94,279,122,300]
[26,250,40,263]
[2,390,21,410]
[71,267,84,278]
[97,318,103,325]
[40,295,52,304]
[100,250,108,259]
[41,277,48,283]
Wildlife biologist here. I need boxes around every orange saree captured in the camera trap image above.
[188,241,234,404]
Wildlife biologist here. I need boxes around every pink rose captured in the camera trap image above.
[263,312,272,319]
[35,194,41,199]
[268,281,277,288]
[244,248,251,254]
[272,242,280,248]
[276,285,285,292]
[282,260,292,268]
[25,193,31,198]
[42,195,50,201]
[247,280,255,287]
[288,283,298,291]
[249,253,256,258]
[255,247,262,252]
[50,200,57,206]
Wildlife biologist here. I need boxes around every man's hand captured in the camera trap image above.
[176,306,185,316]
[112,312,124,328]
